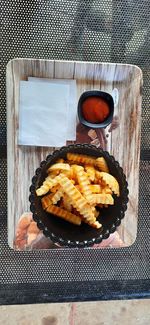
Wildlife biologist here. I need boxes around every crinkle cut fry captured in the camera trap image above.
[94,170,103,184]
[48,163,70,172]
[91,221,102,229]
[102,186,112,194]
[73,166,93,203]
[62,193,72,212]
[67,153,96,166]
[50,184,61,193]
[57,174,96,225]
[79,212,101,229]
[51,188,64,205]
[96,157,109,173]
[41,193,53,210]
[88,184,102,193]
[82,218,102,229]
[46,205,81,225]
[89,193,114,205]
[85,166,95,182]
[36,175,60,196]
[99,172,120,196]
[74,208,101,229]
[41,188,63,209]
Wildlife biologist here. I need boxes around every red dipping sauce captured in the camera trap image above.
[82,96,110,124]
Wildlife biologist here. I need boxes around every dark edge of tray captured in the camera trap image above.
[0,279,150,305]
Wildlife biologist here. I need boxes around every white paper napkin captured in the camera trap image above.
[28,77,77,141]
[18,81,69,147]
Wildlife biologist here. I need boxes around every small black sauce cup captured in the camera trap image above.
[78,90,114,129]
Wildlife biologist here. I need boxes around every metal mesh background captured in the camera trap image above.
[1,0,150,302]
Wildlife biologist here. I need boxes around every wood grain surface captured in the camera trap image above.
[6,59,142,249]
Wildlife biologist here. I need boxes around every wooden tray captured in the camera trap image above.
[6,59,143,249]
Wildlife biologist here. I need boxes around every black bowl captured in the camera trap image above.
[78,90,114,129]
[29,144,128,248]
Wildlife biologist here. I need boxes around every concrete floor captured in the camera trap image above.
[0,300,150,325]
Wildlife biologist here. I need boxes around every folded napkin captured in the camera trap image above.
[28,77,77,141]
[18,81,70,147]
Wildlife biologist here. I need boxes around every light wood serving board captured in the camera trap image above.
[6,59,143,249]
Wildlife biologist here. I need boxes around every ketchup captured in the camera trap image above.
[82,96,110,124]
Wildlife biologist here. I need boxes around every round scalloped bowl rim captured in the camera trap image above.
[29,144,129,248]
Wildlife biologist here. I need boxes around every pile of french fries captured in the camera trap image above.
[36,153,120,229]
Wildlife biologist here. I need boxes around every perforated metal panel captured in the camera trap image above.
[0,0,150,303]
